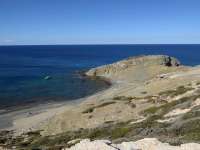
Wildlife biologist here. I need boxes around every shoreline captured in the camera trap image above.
[0,68,111,114]
[0,75,113,135]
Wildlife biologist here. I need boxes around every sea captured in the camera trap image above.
[0,44,200,110]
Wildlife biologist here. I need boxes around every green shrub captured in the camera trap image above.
[82,101,116,114]
[143,106,159,115]
[141,91,147,94]
[196,82,200,85]
[130,103,136,108]
[142,96,193,117]
[96,101,116,108]
[82,107,95,114]
[180,119,200,141]
[111,127,131,139]
[88,128,110,139]
[182,110,200,120]
[159,86,194,97]
[113,96,133,101]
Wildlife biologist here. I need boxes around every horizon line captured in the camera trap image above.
[1,43,200,46]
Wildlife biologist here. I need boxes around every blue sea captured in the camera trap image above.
[0,44,200,110]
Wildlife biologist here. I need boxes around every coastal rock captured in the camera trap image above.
[64,139,117,150]
[63,138,200,150]
[44,75,52,80]
[63,139,139,150]
[86,55,180,77]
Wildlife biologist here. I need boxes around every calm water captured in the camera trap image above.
[0,44,200,109]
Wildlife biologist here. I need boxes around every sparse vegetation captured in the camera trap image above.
[6,95,195,150]
[111,126,132,139]
[104,121,115,124]
[82,101,116,114]
[143,106,160,115]
[82,107,95,114]
[2,84,200,149]
[159,86,194,97]
[180,119,200,142]
[96,101,116,108]
[2,112,200,149]
[113,96,133,101]
[142,95,198,118]
[88,115,93,119]
[182,108,200,120]
[141,91,147,94]
[130,103,136,108]
[196,82,200,85]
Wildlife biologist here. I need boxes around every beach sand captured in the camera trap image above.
[0,100,77,135]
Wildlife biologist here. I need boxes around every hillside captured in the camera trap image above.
[1,55,200,150]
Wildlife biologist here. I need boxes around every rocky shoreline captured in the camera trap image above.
[1,55,200,150]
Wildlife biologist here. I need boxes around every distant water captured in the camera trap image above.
[0,44,200,110]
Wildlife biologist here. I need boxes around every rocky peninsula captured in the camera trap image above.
[1,55,200,150]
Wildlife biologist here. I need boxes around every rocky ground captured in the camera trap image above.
[63,138,200,150]
[1,55,200,150]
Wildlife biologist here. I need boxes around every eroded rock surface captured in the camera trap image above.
[86,55,180,78]
[64,138,200,150]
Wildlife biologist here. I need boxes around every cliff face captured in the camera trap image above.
[86,55,180,78]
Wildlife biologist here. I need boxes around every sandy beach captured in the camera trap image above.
[0,99,80,135]
[0,81,113,136]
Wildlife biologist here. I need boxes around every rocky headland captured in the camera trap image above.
[1,55,200,150]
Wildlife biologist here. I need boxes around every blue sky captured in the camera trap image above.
[0,0,200,45]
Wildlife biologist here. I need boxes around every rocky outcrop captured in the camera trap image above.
[64,138,200,150]
[86,55,180,77]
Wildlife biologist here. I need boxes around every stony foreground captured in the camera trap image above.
[64,138,200,150]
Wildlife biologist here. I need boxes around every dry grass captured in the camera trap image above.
[82,101,116,114]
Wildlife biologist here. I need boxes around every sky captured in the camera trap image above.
[0,0,200,45]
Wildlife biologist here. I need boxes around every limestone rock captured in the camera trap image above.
[64,139,120,150]
[86,55,180,77]
[63,138,200,150]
